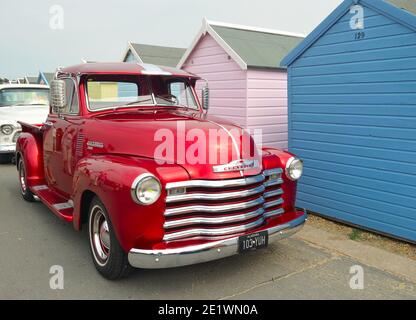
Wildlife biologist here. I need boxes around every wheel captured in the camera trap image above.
[88,197,132,280]
[0,154,12,164]
[18,158,35,202]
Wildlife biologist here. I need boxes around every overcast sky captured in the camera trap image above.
[0,0,343,79]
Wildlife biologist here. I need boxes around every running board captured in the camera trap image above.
[31,185,74,222]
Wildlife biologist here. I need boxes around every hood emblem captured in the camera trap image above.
[213,159,259,173]
[87,141,104,149]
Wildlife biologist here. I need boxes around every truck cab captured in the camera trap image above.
[16,62,306,279]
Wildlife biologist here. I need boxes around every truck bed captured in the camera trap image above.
[18,121,44,136]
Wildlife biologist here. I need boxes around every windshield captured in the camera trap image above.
[86,75,199,111]
[0,88,49,107]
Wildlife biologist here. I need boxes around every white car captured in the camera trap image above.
[0,84,49,163]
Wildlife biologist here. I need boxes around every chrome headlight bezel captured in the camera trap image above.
[1,125,14,135]
[131,173,162,205]
[285,157,303,181]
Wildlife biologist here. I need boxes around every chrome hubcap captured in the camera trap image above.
[19,161,27,195]
[99,220,110,250]
[90,206,111,266]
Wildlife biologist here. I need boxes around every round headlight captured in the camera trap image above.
[285,157,303,181]
[131,174,161,205]
[1,125,14,135]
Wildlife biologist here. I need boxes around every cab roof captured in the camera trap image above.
[59,62,200,79]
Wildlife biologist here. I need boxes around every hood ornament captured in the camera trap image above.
[213,159,259,173]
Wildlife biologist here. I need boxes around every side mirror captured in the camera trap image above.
[202,86,209,111]
[50,80,66,113]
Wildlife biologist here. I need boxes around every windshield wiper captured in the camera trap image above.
[154,95,175,104]
[153,96,196,110]
[107,98,155,111]
[123,97,154,106]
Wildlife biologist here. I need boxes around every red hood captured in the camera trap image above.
[84,109,262,180]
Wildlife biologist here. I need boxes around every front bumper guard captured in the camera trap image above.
[128,210,307,269]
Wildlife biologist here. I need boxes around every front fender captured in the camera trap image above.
[16,132,44,188]
[262,147,299,213]
[72,154,189,252]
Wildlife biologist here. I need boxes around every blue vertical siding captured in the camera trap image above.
[288,5,416,241]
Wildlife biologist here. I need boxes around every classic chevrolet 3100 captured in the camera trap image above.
[16,63,306,279]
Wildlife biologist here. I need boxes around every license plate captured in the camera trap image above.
[238,231,268,253]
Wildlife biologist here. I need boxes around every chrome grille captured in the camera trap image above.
[75,133,84,157]
[164,169,285,242]
[12,131,21,143]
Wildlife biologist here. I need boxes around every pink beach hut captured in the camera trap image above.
[178,19,304,149]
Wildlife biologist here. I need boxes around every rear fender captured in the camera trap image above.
[16,132,45,188]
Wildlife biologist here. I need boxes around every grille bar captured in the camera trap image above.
[166,185,265,203]
[263,168,283,176]
[164,208,265,229]
[166,174,265,189]
[265,178,284,187]
[165,196,265,217]
[163,216,265,241]
[264,208,284,218]
[264,198,284,209]
[264,188,283,198]
[163,168,285,242]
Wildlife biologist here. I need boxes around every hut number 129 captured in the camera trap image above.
[354,31,365,40]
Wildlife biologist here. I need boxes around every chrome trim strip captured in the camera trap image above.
[264,208,285,218]
[163,216,265,241]
[128,210,307,269]
[263,168,283,176]
[164,196,265,216]
[164,208,265,229]
[32,185,49,191]
[264,178,284,187]
[53,201,73,210]
[264,198,284,209]
[204,119,242,168]
[264,188,283,198]
[166,185,265,203]
[166,174,264,190]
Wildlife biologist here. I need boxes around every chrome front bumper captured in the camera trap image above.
[128,210,307,269]
[0,144,16,154]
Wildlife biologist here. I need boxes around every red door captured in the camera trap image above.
[43,78,81,198]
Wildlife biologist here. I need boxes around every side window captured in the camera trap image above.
[61,78,79,115]
[168,81,198,109]
[170,82,182,100]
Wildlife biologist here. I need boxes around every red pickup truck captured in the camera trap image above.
[16,63,306,279]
